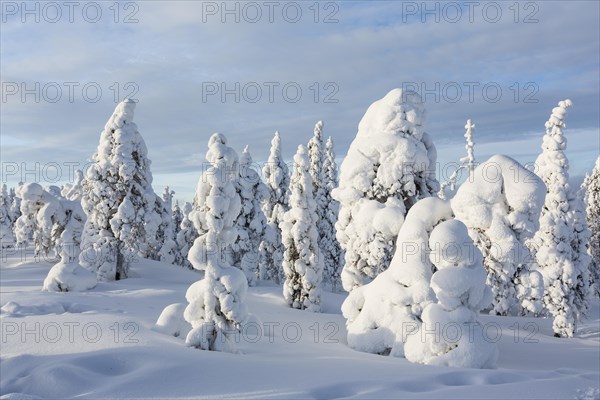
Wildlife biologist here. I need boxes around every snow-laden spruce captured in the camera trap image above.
[157,187,178,265]
[15,183,64,256]
[308,121,328,230]
[281,145,324,312]
[405,219,497,368]
[8,186,21,233]
[333,88,439,292]
[232,146,268,286]
[0,184,16,248]
[583,156,600,296]
[342,197,451,357]
[321,137,343,291]
[79,100,161,281]
[183,133,248,351]
[439,119,476,200]
[175,202,197,269]
[172,200,183,239]
[259,131,290,283]
[43,198,97,292]
[452,155,546,316]
[531,100,590,337]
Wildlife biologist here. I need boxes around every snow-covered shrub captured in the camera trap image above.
[452,155,546,316]
[342,197,451,357]
[232,146,268,286]
[583,156,600,296]
[281,145,324,312]
[183,133,248,351]
[321,137,343,291]
[259,131,290,283]
[175,202,197,269]
[531,100,591,337]
[333,88,439,292]
[0,184,16,248]
[405,219,497,368]
[43,199,97,292]
[79,99,161,281]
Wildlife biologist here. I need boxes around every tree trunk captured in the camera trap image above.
[115,242,126,281]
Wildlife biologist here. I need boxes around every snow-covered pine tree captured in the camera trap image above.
[183,133,248,351]
[333,88,439,292]
[0,184,16,248]
[232,146,268,286]
[531,99,590,337]
[405,219,497,368]
[570,185,592,316]
[452,155,546,316]
[438,119,476,200]
[259,131,290,283]
[9,186,21,232]
[157,186,177,264]
[172,200,183,238]
[281,145,324,312]
[583,156,600,296]
[175,202,197,269]
[308,120,327,227]
[79,99,161,281]
[15,183,64,257]
[321,137,343,291]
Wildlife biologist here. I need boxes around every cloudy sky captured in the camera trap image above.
[1,1,599,202]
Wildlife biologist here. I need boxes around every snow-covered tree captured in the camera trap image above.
[438,119,476,200]
[172,200,183,238]
[15,183,64,257]
[583,157,600,296]
[452,155,546,316]
[175,202,197,269]
[43,199,97,292]
[8,186,21,230]
[79,99,161,281]
[570,186,592,315]
[281,145,324,312]
[531,99,590,337]
[405,219,497,368]
[232,146,268,286]
[157,187,177,265]
[183,133,248,351]
[61,169,85,200]
[259,131,290,283]
[0,184,16,248]
[308,120,327,224]
[321,137,343,291]
[342,197,452,357]
[333,88,439,292]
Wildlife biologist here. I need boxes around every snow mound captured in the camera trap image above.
[153,303,192,338]
[43,260,98,292]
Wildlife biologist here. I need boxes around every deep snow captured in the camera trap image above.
[1,253,599,399]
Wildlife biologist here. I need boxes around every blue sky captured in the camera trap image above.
[1,1,599,202]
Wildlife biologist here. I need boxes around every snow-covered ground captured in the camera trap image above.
[1,253,599,399]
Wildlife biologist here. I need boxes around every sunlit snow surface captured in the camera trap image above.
[1,253,598,399]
